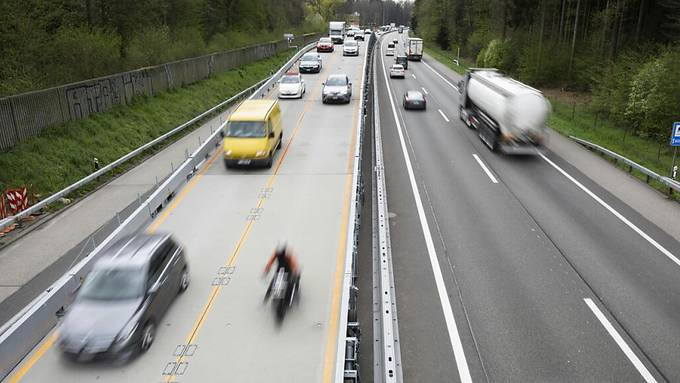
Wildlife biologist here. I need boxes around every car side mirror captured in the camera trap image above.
[322,82,325,86]
[269,132,275,138]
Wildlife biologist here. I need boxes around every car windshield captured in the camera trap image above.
[226,121,266,138]
[320,38,331,43]
[326,76,347,86]
[79,266,145,301]
[392,65,403,70]
[281,76,300,84]
[302,53,317,61]
[407,91,424,100]
[388,43,395,48]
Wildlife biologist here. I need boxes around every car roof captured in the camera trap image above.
[229,99,277,121]
[320,37,331,41]
[96,233,169,268]
[392,64,403,68]
[406,90,424,98]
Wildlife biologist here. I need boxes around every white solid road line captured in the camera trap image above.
[422,60,458,90]
[438,109,450,122]
[540,153,680,268]
[380,36,473,383]
[412,73,417,79]
[472,154,498,184]
[584,298,657,383]
[421,87,428,94]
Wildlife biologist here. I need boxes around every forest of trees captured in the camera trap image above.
[339,0,413,26]
[412,0,680,144]
[0,0,324,97]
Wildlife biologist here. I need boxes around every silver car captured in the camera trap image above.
[57,233,189,362]
[322,74,352,104]
[343,40,359,56]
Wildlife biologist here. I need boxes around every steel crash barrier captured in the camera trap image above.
[0,41,318,381]
[333,32,379,383]
[570,136,680,195]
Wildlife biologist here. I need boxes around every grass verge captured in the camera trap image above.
[548,98,679,200]
[423,46,470,75]
[0,50,293,206]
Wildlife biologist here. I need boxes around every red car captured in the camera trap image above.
[317,37,334,52]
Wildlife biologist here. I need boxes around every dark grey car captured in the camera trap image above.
[57,233,189,362]
[322,74,352,104]
[299,52,322,73]
[403,90,427,110]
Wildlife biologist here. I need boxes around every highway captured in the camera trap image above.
[375,31,680,382]
[4,30,680,383]
[4,42,366,382]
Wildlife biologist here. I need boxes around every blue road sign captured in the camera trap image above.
[672,122,680,146]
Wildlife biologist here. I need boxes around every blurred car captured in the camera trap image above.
[58,233,189,362]
[343,40,359,56]
[278,72,305,99]
[346,29,355,38]
[389,64,405,78]
[354,30,365,41]
[299,52,322,73]
[386,43,395,56]
[317,37,334,52]
[393,38,399,45]
[365,28,372,35]
[403,90,427,110]
[395,55,408,69]
[322,74,352,104]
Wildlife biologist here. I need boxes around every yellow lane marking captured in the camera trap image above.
[164,50,337,382]
[147,150,221,234]
[6,140,223,382]
[7,333,58,383]
[321,52,365,383]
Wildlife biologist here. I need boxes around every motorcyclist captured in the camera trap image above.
[263,241,300,301]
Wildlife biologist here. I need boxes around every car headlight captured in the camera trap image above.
[255,150,267,157]
[225,149,232,156]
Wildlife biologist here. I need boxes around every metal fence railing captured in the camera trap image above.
[0,33,320,151]
[334,32,378,383]
[0,42,316,381]
[570,136,680,195]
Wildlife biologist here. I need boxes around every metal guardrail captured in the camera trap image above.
[0,42,316,381]
[0,78,269,232]
[334,32,377,383]
[371,32,403,383]
[570,136,680,194]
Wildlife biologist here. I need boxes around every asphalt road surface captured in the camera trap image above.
[376,31,680,382]
[4,41,366,383]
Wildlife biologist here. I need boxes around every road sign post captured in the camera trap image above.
[671,122,680,179]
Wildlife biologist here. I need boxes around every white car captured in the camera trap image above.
[343,40,359,56]
[389,64,405,78]
[386,46,395,56]
[278,72,306,99]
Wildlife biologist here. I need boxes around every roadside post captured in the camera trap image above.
[671,122,680,176]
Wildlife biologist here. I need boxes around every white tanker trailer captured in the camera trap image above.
[458,69,550,154]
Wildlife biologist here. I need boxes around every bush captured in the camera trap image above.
[125,26,173,68]
[47,27,122,84]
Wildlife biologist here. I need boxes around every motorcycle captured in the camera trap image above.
[270,268,299,323]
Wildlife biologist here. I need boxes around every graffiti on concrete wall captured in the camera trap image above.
[65,71,151,120]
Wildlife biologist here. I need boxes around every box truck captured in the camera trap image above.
[407,38,423,61]
[329,21,346,44]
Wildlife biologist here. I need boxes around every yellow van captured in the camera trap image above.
[223,99,283,168]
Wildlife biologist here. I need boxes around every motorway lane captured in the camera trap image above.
[378,32,675,381]
[402,31,680,381]
[5,42,366,383]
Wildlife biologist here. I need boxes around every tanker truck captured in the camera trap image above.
[458,69,550,154]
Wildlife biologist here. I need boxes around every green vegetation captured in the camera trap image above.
[424,46,470,75]
[0,50,292,199]
[549,97,679,199]
[412,0,680,188]
[0,0,322,96]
